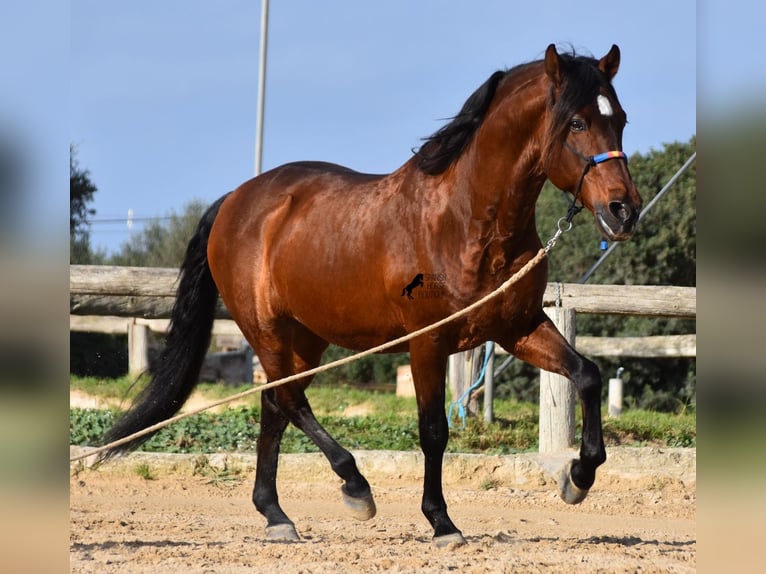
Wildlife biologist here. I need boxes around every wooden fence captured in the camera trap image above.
[70,265,696,453]
[70,265,697,319]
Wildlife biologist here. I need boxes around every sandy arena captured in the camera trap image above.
[70,447,695,573]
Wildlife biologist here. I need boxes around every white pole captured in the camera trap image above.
[128,318,149,376]
[254,0,270,177]
[483,341,495,423]
[608,367,625,417]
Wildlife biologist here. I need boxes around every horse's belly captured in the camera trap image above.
[291,292,406,352]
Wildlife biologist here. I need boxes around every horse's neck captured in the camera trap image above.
[435,84,551,291]
[456,118,548,245]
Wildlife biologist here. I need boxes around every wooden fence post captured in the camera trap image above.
[128,318,149,376]
[396,364,415,397]
[448,348,481,419]
[539,307,576,453]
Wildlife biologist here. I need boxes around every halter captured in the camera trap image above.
[563,142,628,224]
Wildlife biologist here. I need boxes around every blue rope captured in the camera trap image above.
[448,345,492,429]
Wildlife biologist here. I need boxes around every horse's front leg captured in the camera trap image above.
[409,338,466,547]
[508,310,607,504]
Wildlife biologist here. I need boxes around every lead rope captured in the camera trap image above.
[70,220,574,464]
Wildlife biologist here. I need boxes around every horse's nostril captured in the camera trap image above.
[608,201,632,223]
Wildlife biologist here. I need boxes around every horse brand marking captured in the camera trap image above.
[597,94,613,116]
[401,272,447,300]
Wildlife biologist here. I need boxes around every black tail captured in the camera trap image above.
[98,193,231,462]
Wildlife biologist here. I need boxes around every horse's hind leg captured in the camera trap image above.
[277,381,376,520]
[279,329,376,519]
[253,389,298,541]
[251,328,375,541]
[251,333,309,541]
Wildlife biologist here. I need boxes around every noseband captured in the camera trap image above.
[563,143,628,224]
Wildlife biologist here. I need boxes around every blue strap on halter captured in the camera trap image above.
[591,150,627,165]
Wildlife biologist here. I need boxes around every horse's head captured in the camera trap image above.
[543,44,642,241]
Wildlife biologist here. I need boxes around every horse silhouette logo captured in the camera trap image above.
[401,273,424,299]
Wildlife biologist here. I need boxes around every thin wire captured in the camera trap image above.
[90,217,174,224]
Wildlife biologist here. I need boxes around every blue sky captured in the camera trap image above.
[68,0,703,255]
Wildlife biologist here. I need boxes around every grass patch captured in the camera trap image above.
[133,462,156,480]
[71,374,147,401]
[70,375,258,405]
[480,476,502,491]
[602,409,696,447]
[191,455,245,488]
[70,378,695,454]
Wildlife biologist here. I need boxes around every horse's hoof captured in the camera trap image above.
[342,489,377,521]
[265,523,300,542]
[558,459,589,505]
[433,531,467,548]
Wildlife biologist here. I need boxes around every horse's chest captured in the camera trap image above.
[483,240,510,276]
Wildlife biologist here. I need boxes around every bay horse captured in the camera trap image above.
[101,44,641,547]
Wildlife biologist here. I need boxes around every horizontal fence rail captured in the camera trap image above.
[70,265,697,319]
[70,315,697,359]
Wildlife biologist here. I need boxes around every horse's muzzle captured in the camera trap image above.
[595,200,640,241]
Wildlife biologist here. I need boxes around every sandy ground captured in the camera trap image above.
[70,447,695,573]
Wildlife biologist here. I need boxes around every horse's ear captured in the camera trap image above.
[544,44,563,86]
[598,44,620,80]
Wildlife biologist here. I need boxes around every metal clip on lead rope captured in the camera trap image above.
[545,217,573,253]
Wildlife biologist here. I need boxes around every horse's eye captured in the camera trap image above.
[569,118,586,133]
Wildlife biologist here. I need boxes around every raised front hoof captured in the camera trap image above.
[558,459,590,505]
[342,489,377,521]
[433,531,467,549]
[265,523,300,542]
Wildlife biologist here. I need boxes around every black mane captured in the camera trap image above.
[415,70,508,176]
[415,49,617,176]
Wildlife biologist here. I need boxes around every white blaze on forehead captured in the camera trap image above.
[597,94,613,116]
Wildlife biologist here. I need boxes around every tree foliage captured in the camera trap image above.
[108,200,209,267]
[70,144,98,263]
